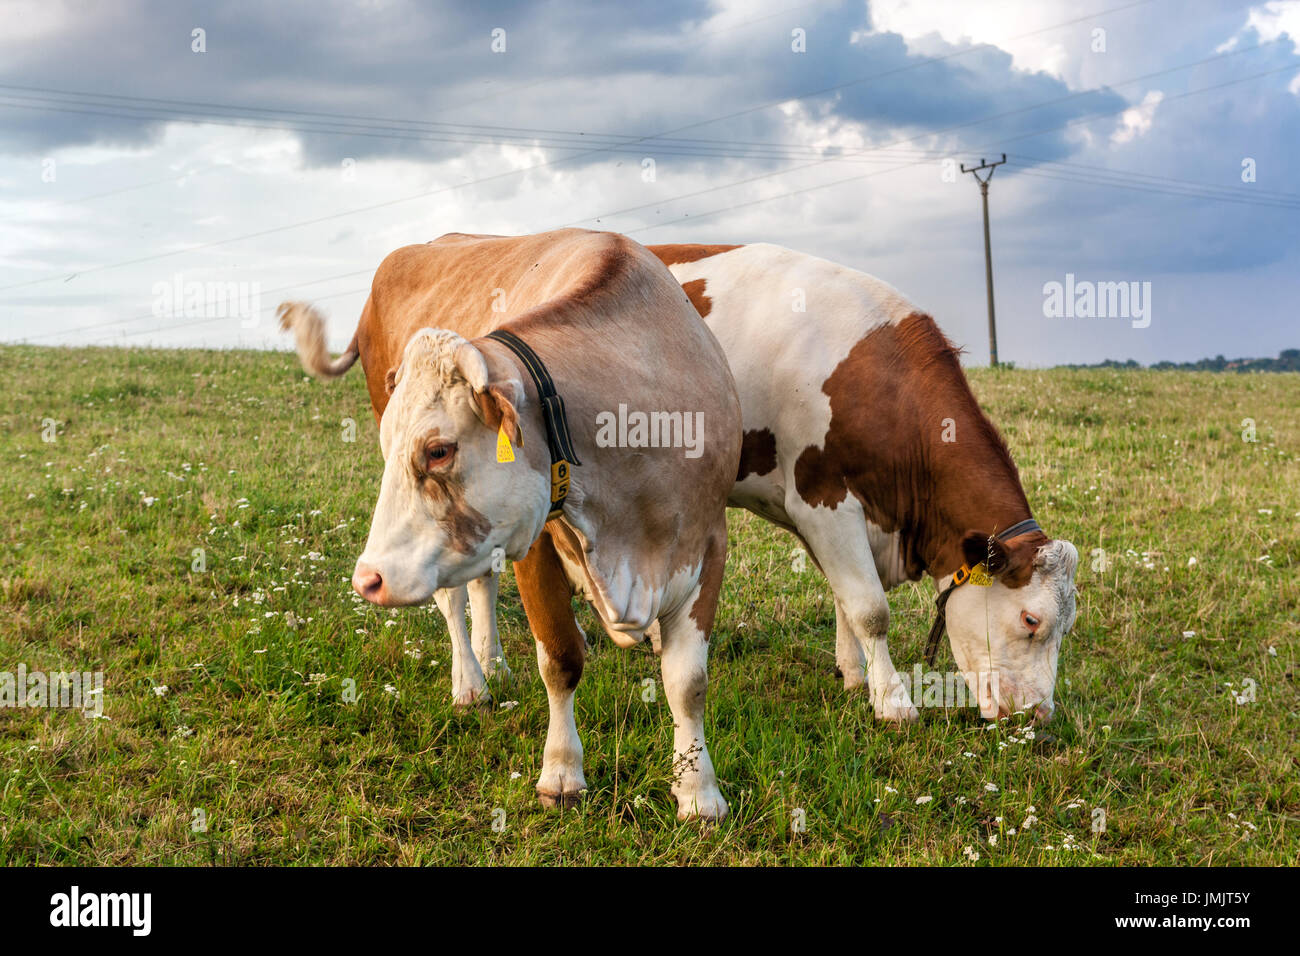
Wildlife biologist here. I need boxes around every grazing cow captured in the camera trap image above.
[652,242,1079,721]
[434,243,1079,723]
[281,229,742,819]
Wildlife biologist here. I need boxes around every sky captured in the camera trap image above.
[1,0,1297,367]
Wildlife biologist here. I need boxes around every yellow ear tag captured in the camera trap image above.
[967,563,994,587]
[496,424,514,463]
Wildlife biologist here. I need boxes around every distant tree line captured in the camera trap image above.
[1063,348,1300,372]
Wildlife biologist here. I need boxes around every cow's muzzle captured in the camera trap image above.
[352,561,389,605]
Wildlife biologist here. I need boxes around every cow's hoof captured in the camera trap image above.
[875,702,920,723]
[840,669,867,692]
[536,787,586,810]
[674,787,729,821]
[452,687,491,711]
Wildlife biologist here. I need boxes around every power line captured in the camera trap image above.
[18,50,1300,343]
[47,141,1299,347]
[0,2,852,167]
[1010,153,1300,203]
[1009,164,1300,209]
[3,161,236,217]
[614,59,1300,239]
[84,283,372,345]
[22,269,375,342]
[0,0,1174,293]
[0,95,949,168]
[590,59,1300,235]
[0,0,1160,159]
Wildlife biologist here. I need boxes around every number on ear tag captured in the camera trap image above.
[968,563,994,587]
[496,425,514,463]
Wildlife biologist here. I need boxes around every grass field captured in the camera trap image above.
[1,343,1295,865]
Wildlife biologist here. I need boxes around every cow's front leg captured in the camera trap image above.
[786,497,917,721]
[659,531,728,821]
[514,531,587,808]
[434,585,488,708]
[467,572,511,683]
[861,621,916,722]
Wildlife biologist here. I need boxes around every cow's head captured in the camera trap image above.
[943,532,1079,722]
[352,329,548,606]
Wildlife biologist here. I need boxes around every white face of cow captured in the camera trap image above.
[943,538,1079,721]
[352,329,548,607]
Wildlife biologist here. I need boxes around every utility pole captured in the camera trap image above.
[961,153,1007,367]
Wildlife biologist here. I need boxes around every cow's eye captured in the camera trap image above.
[425,442,456,469]
[1021,611,1041,635]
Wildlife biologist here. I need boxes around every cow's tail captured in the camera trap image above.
[277,301,359,380]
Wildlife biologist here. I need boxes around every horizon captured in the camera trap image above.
[2,0,1298,365]
[8,339,1297,373]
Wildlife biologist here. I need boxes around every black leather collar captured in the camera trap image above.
[485,328,582,519]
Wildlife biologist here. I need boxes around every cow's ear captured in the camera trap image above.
[384,367,398,395]
[962,529,1045,586]
[490,383,524,447]
[960,531,1010,574]
[471,379,524,447]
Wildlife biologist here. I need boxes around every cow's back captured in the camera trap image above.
[652,242,918,481]
[358,230,636,420]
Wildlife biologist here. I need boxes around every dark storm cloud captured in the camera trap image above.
[0,0,1125,170]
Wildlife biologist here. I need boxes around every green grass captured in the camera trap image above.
[0,344,1295,865]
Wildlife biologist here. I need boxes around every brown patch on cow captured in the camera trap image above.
[680,278,713,318]
[792,312,1042,582]
[408,432,491,555]
[442,496,491,555]
[513,530,585,690]
[649,244,743,267]
[737,427,778,481]
[687,531,727,639]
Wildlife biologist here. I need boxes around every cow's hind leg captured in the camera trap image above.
[514,530,587,808]
[658,528,728,821]
[434,585,488,708]
[833,601,867,690]
[795,536,865,688]
[786,497,918,722]
[467,572,511,683]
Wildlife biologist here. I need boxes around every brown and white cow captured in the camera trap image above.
[280,229,742,818]
[653,243,1078,722]
[425,242,1078,723]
